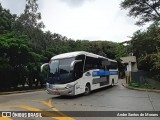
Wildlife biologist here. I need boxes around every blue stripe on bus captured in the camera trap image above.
[92,71,118,77]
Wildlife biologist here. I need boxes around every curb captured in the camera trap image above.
[122,83,160,93]
[0,89,45,95]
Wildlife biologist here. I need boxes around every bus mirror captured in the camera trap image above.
[41,63,49,72]
[70,60,82,68]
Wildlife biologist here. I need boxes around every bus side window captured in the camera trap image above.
[109,62,118,69]
[85,56,95,72]
[74,62,83,79]
[84,57,104,72]
[74,55,85,79]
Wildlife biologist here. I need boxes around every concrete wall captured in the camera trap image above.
[121,56,137,63]
[131,62,138,72]
[121,56,138,72]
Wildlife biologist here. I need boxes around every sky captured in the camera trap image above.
[0,0,149,42]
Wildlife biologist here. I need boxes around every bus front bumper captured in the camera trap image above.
[46,84,75,96]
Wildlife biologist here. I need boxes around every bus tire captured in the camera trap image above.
[84,83,91,95]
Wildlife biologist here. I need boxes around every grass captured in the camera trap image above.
[128,82,156,89]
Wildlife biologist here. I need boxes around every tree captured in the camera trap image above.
[131,22,160,58]
[128,22,160,81]
[121,0,160,25]
[115,44,129,59]
[13,0,45,50]
[17,0,44,29]
[151,52,160,80]
[0,1,133,90]
[0,32,30,88]
[0,31,48,89]
[0,3,16,34]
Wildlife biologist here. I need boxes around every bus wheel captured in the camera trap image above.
[84,84,90,95]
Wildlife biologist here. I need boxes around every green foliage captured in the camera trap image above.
[121,0,160,25]
[17,0,44,29]
[0,32,30,88]
[129,22,160,81]
[121,0,160,81]
[150,53,160,80]
[129,81,156,89]
[129,82,140,87]
[0,1,129,90]
[0,3,15,34]
[115,44,129,59]
[0,31,48,89]
[1,0,160,91]
[13,0,45,51]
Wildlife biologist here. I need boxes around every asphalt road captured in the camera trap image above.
[0,79,160,120]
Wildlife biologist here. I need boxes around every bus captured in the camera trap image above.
[41,51,118,96]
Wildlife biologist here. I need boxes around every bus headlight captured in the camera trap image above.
[46,83,49,87]
[65,84,73,89]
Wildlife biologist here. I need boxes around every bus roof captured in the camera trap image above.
[51,51,117,62]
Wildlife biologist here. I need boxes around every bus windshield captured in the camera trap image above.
[47,57,75,84]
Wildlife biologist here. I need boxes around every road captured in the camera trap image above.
[0,79,160,120]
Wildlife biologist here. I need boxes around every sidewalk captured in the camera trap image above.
[0,88,45,95]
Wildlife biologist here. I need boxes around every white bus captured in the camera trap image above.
[41,51,118,96]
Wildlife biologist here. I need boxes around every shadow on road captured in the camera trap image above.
[50,85,116,100]
[91,85,115,94]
